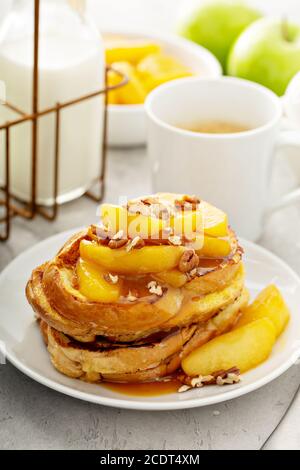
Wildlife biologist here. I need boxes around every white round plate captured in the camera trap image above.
[1,229,300,410]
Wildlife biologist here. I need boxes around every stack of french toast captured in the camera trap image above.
[26,193,249,384]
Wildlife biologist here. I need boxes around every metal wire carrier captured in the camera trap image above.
[0,0,127,241]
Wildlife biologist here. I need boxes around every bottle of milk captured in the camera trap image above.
[0,0,104,205]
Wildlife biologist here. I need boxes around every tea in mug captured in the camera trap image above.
[178,121,251,134]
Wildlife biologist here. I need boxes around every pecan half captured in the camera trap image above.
[178,250,199,272]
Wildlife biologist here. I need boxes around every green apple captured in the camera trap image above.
[228,18,300,96]
[179,0,261,71]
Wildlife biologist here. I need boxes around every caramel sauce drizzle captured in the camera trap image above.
[102,379,181,397]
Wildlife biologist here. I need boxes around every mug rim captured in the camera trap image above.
[144,76,282,140]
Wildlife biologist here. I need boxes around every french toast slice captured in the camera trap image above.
[26,228,244,342]
[26,193,249,384]
[40,288,249,383]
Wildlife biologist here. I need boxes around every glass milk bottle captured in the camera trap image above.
[0,0,104,204]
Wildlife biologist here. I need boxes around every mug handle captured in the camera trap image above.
[266,130,300,215]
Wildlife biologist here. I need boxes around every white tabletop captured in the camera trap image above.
[0,146,300,450]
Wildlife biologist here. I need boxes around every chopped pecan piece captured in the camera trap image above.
[212,367,241,385]
[103,273,119,284]
[178,385,191,393]
[108,230,128,249]
[177,372,214,388]
[175,195,200,211]
[147,281,163,296]
[187,267,198,280]
[141,196,160,206]
[112,230,125,240]
[88,224,111,244]
[162,227,173,239]
[126,236,145,252]
[127,202,150,216]
[182,195,200,205]
[178,250,199,273]
[168,235,182,246]
[108,238,127,249]
[150,203,171,220]
[125,291,138,302]
[211,366,240,380]
[216,374,240,386]
[177,366,241,392]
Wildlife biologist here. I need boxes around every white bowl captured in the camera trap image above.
[106,30,222,147]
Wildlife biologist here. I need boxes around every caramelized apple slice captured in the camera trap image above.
[171,211,203,238]
[101,203,166,238]
[156,193,228,237]
[127,214,166,239]
[107,68,120,105]
[200,201,228,237]
[105,41,161,65]
[101,204,129,234]
[80,240,186,274]
[101,197,229,245]
[235,285,290,338]
[153,269,187,288]
[196,235,231,258]
[182,318,276,376]
[137,53,192,92]
[109,62,147,104]
[77,259,121,303]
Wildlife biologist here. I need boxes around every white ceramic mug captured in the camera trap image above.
[145,76,300,241]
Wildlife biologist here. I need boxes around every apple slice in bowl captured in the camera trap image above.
[104,30,222,147]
